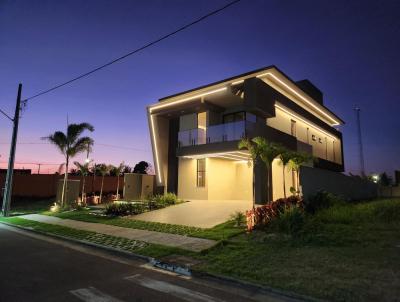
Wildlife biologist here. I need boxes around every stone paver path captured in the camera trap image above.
[22,214,217,252]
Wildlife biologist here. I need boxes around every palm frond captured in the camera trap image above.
[42,131,68,155]
[68,137,94,157]
[67,123,94,144]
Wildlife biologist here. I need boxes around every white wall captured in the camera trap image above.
[177,157,252,201]
[267,106,342,165]
[178,157,208,200]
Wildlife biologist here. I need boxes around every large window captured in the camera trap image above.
[196,159,206,187]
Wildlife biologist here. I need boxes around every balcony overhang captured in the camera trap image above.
[180,150,250,162]
[176,140,243,158]
[149,86,244,117]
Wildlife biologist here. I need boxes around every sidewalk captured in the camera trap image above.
[21,214,217,252]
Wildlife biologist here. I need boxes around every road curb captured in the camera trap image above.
[1,221,323,302]
[0,221,153,263]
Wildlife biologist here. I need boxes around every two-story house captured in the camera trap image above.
[147,66,344,204]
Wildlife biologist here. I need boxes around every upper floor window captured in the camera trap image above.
[290,119,297,137]
[223,111,256,124]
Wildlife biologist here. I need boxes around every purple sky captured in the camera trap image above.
[0,0,399,176]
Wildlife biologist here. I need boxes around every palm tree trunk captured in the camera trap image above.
[116,176,120,200]
[266,166,270,203]
[252,164,256,209]
[282,165,287,199]
[61,156,69,207]
[297,168,301,197]
[100,175,104,203]
[81,175,86,204]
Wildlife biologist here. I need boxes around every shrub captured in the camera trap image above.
[104,202,145,216]
[304,191,344,214]
[150,193,181,208]
[246,195,302,231]
[270,205,305,235]
[230,211,246,227]
[372,200,400,223]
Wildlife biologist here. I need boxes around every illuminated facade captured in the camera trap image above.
[147,66,344,203]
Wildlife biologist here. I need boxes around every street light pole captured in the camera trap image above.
[2,83,23,217]
[354,107,365,177]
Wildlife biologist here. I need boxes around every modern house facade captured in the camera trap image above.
[147,66,344,204]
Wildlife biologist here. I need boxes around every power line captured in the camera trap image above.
[0,141,149,152]
[0,161,61,166]
[0,108,13,121]
[24,0,242,102]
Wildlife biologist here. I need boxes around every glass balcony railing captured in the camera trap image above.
[178,121,253,147]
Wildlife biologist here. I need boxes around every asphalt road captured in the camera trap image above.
[0,224,296,302]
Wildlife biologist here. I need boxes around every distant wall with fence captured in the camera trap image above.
[300,166,378,201]
[378,186,400,198]
[0,174,128,199]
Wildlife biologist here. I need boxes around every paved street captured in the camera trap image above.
[0,224,296,302]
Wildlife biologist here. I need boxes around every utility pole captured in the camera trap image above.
[354,107,365,177]
[2,84,23,217]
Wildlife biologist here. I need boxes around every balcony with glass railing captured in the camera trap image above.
[178,121,254,147]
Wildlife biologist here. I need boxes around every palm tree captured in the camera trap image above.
[114,162,125,200]
[98,164,111,203]
[43,123,94,207]
[74,160,91,205]
[278,148,293,199]
[238,138,262,208]
[288,152,313,196]
[252,137,282,203]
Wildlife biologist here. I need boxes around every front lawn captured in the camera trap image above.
[0,216,193,259]
[9,198,54,215]
[5,196,399,301]
[197,198,400,301]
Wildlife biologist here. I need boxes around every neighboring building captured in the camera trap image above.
[147,66,344,203]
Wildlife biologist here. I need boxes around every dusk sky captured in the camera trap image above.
[0,0,399,176]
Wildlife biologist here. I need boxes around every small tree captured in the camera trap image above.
[133,161,150,174]
[288,152,313,196]
[74,161,91,205]
[114,162,125,199]
[252,137,282,203]
[98,164,111,203]
[278,147,293,199]
[43,123,94,207]
[238,138,262,208]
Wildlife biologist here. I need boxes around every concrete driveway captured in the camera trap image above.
[133,199,252,228]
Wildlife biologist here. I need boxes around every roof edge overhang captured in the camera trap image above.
[148,65,344,126]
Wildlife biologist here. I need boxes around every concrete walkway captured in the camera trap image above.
[21,214,217,252]
[134,199,252,228]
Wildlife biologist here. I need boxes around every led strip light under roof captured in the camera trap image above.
[149,113,162,184]
[149,87,227,112]
[275,103,337,141]
[256,72,340,126]
[182,151,248,160]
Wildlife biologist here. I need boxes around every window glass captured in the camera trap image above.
[246,113,256,123]
[197,159,206,187]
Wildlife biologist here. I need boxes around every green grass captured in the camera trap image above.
[0,216,193,259]
[44,210,244,240]
[197,199,400,301]
[9,198,54,215]
[7,197,400,301]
